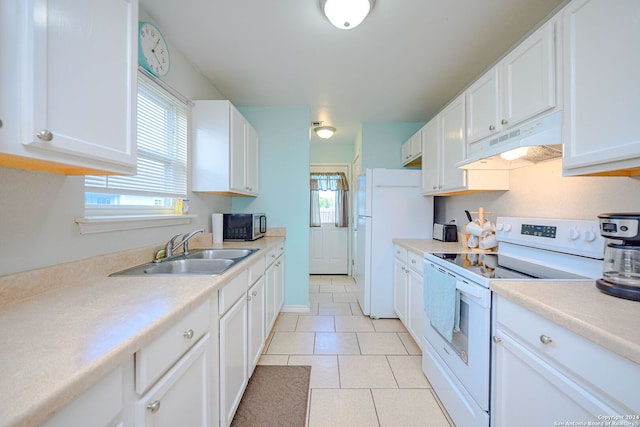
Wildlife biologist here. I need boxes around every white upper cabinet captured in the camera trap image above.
[562,0,640,176]
[0,0,138,175]
[401,131,422,166]
[466,18,558,145]
[192,100,259,196]
[422,95,509,196]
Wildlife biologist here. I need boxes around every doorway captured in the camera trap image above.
[309,164,351,275]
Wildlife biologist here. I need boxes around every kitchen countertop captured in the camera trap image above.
[394,239,640,365]
[0,235,285,427]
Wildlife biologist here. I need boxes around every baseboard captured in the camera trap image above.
[281,304,311,313]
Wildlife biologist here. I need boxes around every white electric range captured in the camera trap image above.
[421,217,605,427]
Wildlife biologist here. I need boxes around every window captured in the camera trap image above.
[84,72,188,216]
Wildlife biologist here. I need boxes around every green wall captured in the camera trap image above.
[310,142,355,163]
[361,122,424,169]
[233,107,311,309]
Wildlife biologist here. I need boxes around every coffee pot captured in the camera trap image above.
[597,213,640,301]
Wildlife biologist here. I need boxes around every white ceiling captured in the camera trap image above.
[140,0,567,145]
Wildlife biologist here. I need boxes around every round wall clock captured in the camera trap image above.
[138,21,170,77]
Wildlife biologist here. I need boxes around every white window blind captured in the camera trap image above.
[85,73,188,202]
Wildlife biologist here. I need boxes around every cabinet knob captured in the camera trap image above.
[247,295,252,301]
[489,125,496,131]
[501,119,508,125]
[492,336,502,344]
[432,186,437,190]
[147,400,161,413]
[252,290,258,297]
[539,334,553,345]
[37,130,53,142]
[183,329,194,339]
[0,119,3,128]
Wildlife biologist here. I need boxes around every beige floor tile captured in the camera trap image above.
[257,355,289,365]
[318,302,352,315]
[387,355,430,388]
[309,276,332,286]
[293,302,318,316]
[334,315,375,332]
[357,332,408,355]
[331,276,355,285]
[308,389,379,427]
[339,355,397,388]
[333,291,358,303]
[372,389,452,427]
[398,331,422,355]
[309,283,320,293]
[266,332,315,354]
[350,302,363,316]
[372,318,407,332]
[319,284,347,293]
[314,332,361,355]
[288,355,340,389]
[296,315,335,332]
[274,315,298,331]
[309,292,334,304]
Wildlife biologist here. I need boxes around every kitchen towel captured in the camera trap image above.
[212,213,223,244]
[425,265,460,343]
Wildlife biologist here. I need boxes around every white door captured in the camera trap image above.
[309,165,350,275]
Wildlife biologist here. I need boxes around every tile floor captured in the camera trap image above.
[257,275,454,427]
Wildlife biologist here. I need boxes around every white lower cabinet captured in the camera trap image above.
[248,275,266,376]
[136,336,210,427]
[392,245,423,350]
[41,362,133,427]
[491,295,639,426]
[265,244,285,334]
[219,272,250,427]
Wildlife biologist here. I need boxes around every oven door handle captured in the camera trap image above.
[455,280,491,308]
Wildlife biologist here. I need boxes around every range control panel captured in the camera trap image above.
[495,217,604,259]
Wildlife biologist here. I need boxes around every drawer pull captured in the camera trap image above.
[539,334,553,345]
[183,329,194,339]
[147,400,161,413]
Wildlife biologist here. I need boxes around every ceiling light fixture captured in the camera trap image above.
[314,126,336,139]
[320,0,375,30]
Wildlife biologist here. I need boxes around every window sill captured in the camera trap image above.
[75,214,196,234]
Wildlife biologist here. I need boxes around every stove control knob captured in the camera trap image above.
[503,224,512,232]
[568,229,580,240]
[495,223,504,231]
[583,230,597,242]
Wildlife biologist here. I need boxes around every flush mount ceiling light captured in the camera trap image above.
[320,0,375,30]
[314,125,336,139]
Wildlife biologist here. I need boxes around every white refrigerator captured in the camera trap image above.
[355,168,434,318]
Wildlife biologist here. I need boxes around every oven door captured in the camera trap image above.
[423,260,492,411]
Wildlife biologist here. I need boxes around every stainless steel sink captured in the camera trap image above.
[110,248,258,276]
[186,248,256,260]
[144,258,234,275]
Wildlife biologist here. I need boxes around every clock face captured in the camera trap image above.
[138,22,170,77]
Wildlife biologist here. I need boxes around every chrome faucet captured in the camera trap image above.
[164,229,204,258]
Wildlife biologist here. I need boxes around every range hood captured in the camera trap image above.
[456,111,563,170]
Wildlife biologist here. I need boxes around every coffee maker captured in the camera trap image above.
[597,213,640,301]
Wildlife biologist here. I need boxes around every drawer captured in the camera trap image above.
[248,254,266,285]
[265,247,278,266]
[219,269,249,315]
[496,296,640,413]
[135,301,210,395]
[408,250,424,275]
[394,245,408,263]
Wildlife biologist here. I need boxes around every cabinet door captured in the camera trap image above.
[0,0,137,175]
[407,268,423,349]
[275,255,285,312]
[420,118,440,194]
[393,257,408,322]
[562,0,640,175]
[492,330,618,426]
[137,336,209,427]
[219,296,248,427]
[229,106,247,193]
[439,95,467,192]
[248,276,266,375]
[501,19,557,129]
[265,263,277,333]
[465,66,500,144]
[245,123,259,195]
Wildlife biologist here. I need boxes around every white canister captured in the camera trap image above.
[212,213,223,244]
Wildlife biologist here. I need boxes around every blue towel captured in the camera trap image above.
[424,266,460,343]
